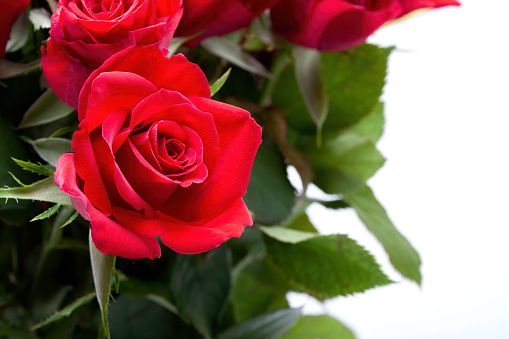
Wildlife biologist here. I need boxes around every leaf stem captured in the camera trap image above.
[30,205,75,299]
[259,45,293,106]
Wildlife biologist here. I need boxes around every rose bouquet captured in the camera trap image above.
[0,0,459,338]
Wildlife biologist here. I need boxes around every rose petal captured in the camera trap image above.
[81,47,210,101]
[130,90,219,155]
[164,97,261,220]
[158,198,252,254]
[112,206,161,238]
[72,127,113,214]
[115,139,179,210]
[175,0,259,47]
[399,0,461,16]
[41,44,91,109]
[81,71,157,126]
[54,153,161,259]
[90,206,161,259]
[318,2,401,51]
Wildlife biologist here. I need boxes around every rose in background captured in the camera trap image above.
[270,0,460,51]
[42,0,182,109]
[175,0,274,46]
[54,46,262,259]
[0,0,31,58]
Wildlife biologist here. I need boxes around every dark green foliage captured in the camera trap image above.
[272,44,391,134]
[231,258,290,322]
[0,9,421,337]
[305,130,386,194]
[216,308,301,339]
[170,247,232,339]
[243,137,297,225]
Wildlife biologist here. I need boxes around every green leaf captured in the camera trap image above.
[0,58,41,79]
[119,277,179,315]
[24,137,72,167]
[31,203,61,221]
[170,247,232,339]
[283,204,318,233]
[89,231,116,339]
[166,31,203,57]
[279,315,356,339]
[273,44,391,134]
[0,177,71,205]
[210,68,232,97]
[18,89,74,129]
[317,199,350,210]
[5,12,28,53]
[294,47,328,132]
[305,131,385,194]
[31,292,96,331]
[243,138,296,225]
[264,233,392,300]
[217,308,301,339]
[49,126,77,138]
[12,158,54,176]
[343,185,422,284]
[258,226,317,244]
[350,102,385,143]
[231,258,289,322]
[321,45,391,131]
[201,37,272,78]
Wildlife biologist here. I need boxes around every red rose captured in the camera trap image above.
[270,0,460,51]
[175,0,274,46]
[54,46,262,259]
[42,0,183,109]
[0,0,31,59]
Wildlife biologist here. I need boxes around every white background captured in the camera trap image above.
[289,1,509,338]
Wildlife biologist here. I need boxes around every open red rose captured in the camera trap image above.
[54,46,262,259]
[0,0,31,59]
[270,0,460,51]
[42,0,182,109]
[175,0,274,46]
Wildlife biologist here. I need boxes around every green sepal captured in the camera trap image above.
[89,231,116,339]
